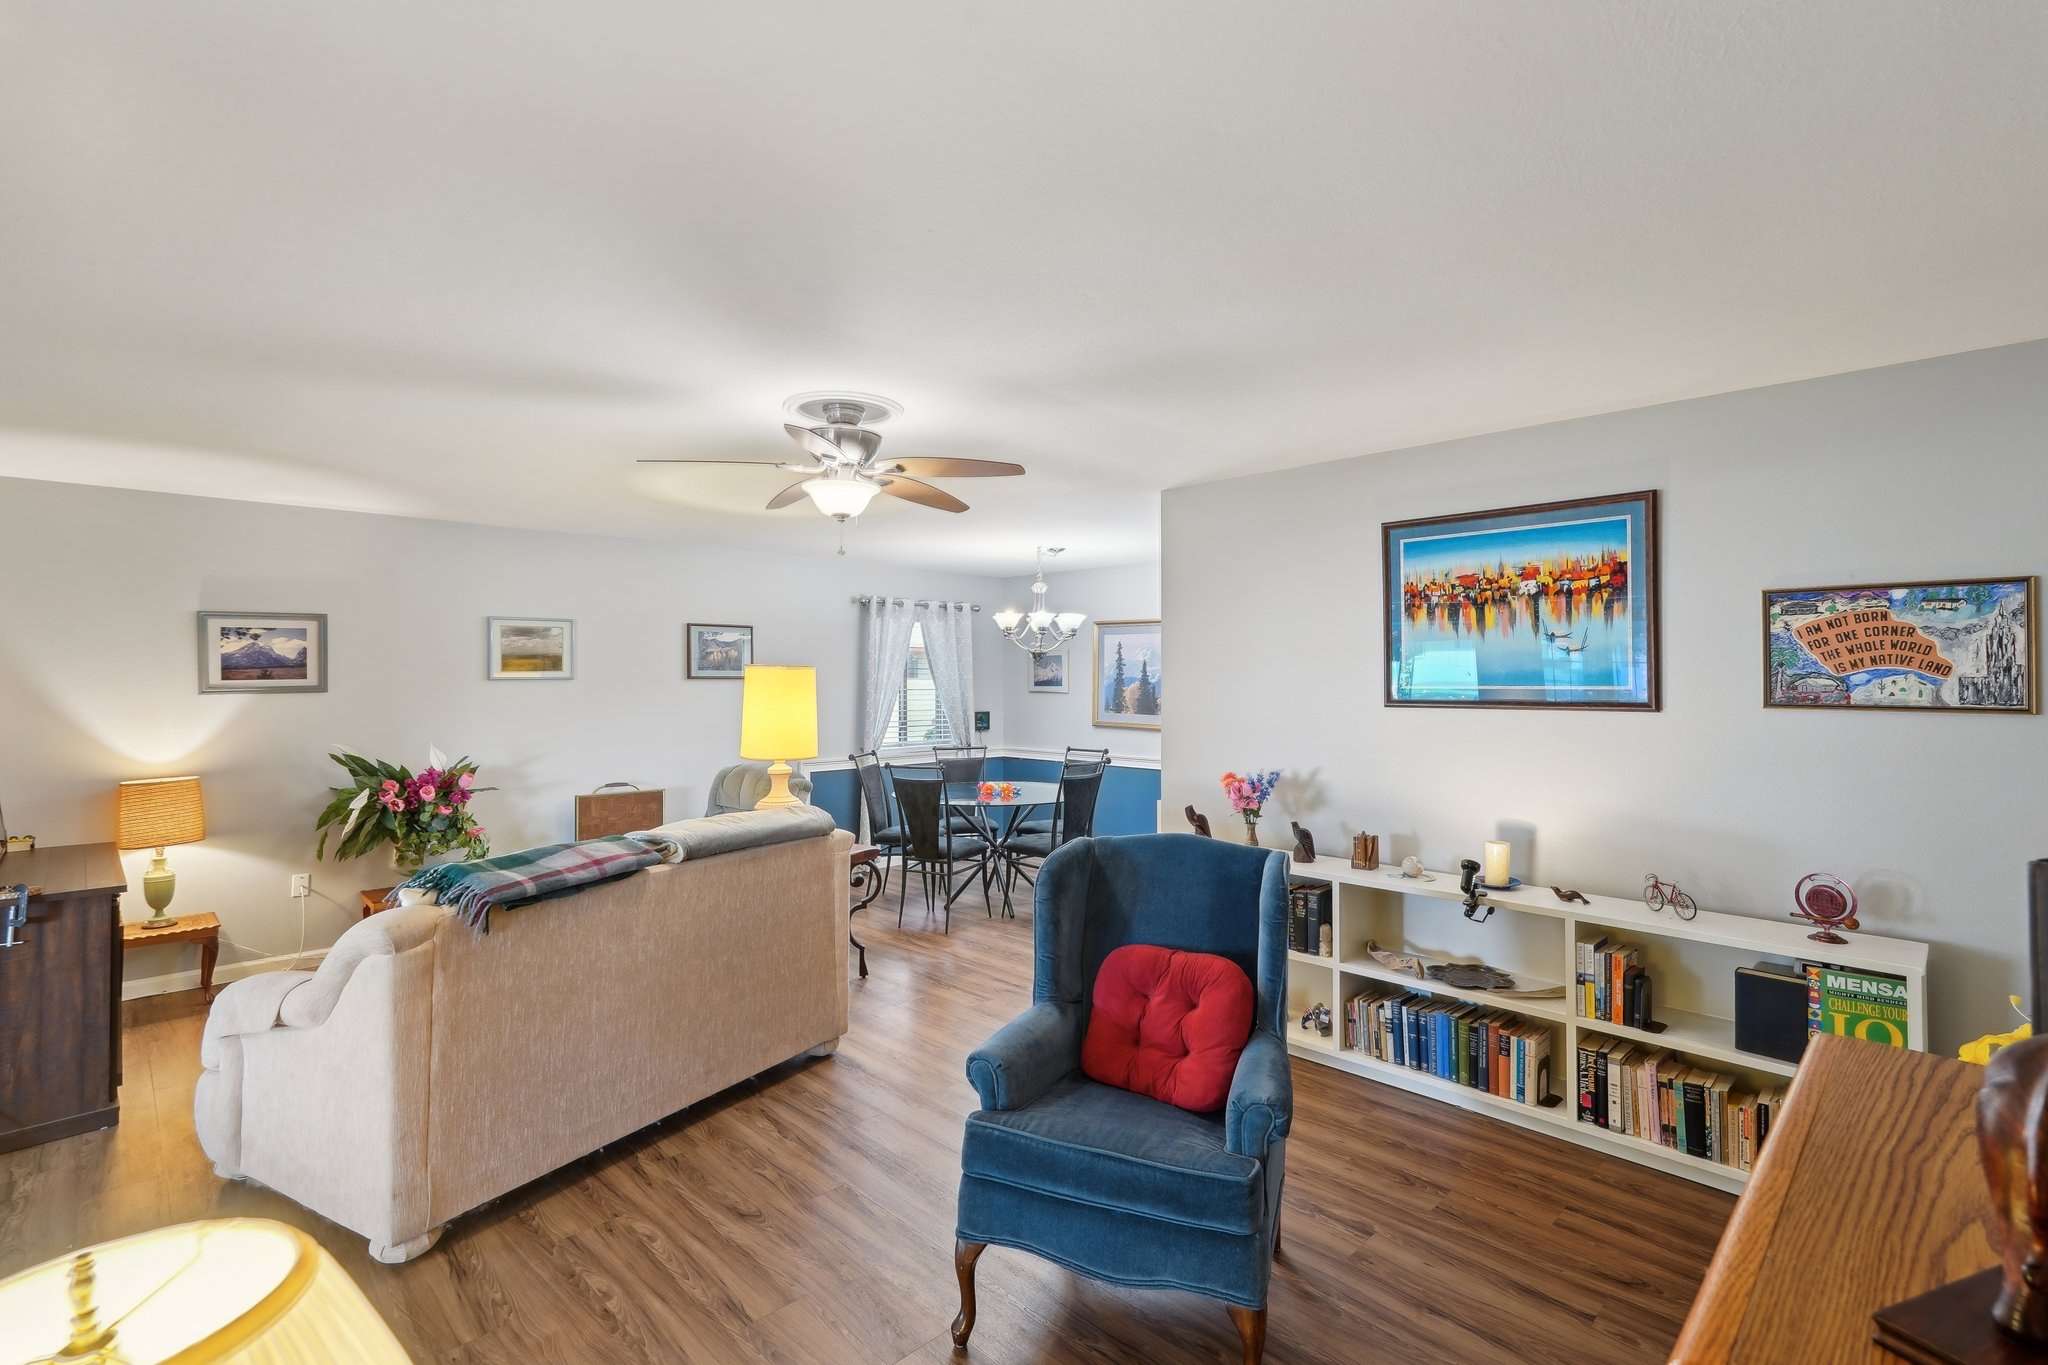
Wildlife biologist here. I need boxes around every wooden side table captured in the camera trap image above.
[359,887,396,918]
[1673,1033,1994,1362]
[123,912,222,998]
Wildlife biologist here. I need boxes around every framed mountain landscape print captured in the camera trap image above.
[1763,577,2036,712]
[198,611,327,693]
[1383,490,1659,710]
[1092,620,1161,729]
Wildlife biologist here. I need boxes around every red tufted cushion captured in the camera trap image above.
[1081,944,1254,1113]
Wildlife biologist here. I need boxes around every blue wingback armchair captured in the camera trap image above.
[952,833,1293,1364]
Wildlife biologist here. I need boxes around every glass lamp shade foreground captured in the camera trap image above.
[801,475,880,520]
[0,1218,409,1363]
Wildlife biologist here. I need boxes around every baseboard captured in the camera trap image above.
[122,948,329,1001]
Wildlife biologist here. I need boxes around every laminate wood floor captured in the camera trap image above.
[2,897,1733,1363]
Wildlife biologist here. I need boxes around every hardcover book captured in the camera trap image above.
[1806,964,1910,1048]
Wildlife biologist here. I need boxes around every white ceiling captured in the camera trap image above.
[3,3,2044,573]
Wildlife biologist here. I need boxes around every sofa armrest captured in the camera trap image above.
[199,970,316,1071]
[1225,1031,1293,1160]
[965,1002,1081,1112]
[276,903,444,1029]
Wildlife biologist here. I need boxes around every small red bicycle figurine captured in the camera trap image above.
[1642,873,1698,920]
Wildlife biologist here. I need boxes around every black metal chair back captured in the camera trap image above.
[850,750,893,837]
[890,770,952,863]
[1062,746,1111,774]
[1051,764,1106,846]
[933,746,986,785]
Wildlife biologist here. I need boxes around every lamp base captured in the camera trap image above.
[142,850,177,921]
[754,761,801,809]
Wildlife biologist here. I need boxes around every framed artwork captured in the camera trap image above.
[1383,490,1660,710]
[687,623,753,680]
[1763,577,2036,713]
[1092,620,1161,730]
[1029,649,1069,693]
[488,617,574,680]
[198,612,327,693]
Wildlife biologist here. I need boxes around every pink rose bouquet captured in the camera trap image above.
[316,745,494,870]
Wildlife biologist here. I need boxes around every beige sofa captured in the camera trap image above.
[195,821,851,1262]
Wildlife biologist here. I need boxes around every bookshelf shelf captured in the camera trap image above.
[1339,956,1571,1024]
[1281,856,1928,1192]
[1577,1008,1801,1080]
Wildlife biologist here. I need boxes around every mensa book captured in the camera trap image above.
[1805,964,1910,1048]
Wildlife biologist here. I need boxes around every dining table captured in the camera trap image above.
[945,780,1062,917]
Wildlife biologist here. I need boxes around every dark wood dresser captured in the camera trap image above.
[0,842,128,1151]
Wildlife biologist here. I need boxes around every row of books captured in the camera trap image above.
[1576,936,1651,1028]
[1287,879,1332,957]
[1344,987,1552,1106]
[1575,1035,1785,1169]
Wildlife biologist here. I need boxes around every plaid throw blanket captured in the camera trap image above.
[396,836,664,934]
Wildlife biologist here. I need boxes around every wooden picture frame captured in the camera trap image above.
[488,617,575,680]
[686,623,754,680]
[1382,490,1660,711]
[197,611,328,693]
[1761,577,2036,713]
[1091,619,1161,730]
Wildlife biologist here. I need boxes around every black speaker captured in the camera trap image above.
[1735,962,1812,1064]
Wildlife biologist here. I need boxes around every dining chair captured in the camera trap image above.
[1018,748,1112,836]
[889,769,990,932]
[1002,763,1105,899]
[849,750,905,894]
[931,747,987,832]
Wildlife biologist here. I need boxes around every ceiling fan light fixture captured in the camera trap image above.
[801,476,880,520]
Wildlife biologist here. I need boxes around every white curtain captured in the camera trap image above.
[858,597,918,751]
[917,600,976,745]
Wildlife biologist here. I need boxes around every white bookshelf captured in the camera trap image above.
[1282,856,1930,1194]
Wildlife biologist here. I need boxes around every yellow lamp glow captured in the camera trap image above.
[0,1218,410,1363]
[116,776,206,922]
[1482,840,1512,888]
[739,665,818,809]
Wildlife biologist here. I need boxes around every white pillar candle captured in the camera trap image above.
[1483,840,1511,887]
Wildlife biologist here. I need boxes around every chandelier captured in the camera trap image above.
[994,548,1086,656]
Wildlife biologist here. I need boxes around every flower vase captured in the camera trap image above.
[1242,815,1260,847]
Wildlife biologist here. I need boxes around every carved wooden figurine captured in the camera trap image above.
[1978,1030,2048,1342]
[1351,833,1380,871]
[1290,822,1315,865]
[1184,805,1213,838]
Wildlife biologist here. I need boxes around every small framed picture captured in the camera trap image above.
[687,623,754,679]
[198,612,327,693]
[1028,649,1069,693]
[488,617,574,680]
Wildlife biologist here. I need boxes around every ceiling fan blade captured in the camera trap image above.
[765,481,811,510]
[784,424,846,463]
[877,476,968,513]
[636,458,816,469]
[880,457,1026,478]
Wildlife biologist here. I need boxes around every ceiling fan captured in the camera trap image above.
[637,391,1024,522]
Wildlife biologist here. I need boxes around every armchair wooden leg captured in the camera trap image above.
[1227,1305,1267,1365]
[951,1239,986,1348]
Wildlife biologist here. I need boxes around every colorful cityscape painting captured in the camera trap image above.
[1382,491,1659,709]
[1763,578,2035,712]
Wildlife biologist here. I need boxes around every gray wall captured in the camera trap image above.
[1162,339,2048,1052]
[0,477,1007,988]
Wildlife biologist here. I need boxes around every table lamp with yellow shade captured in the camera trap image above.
[115,777,205,922]
[739,665,817,809]
[0,1218,410,1363]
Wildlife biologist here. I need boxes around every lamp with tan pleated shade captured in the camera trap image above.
[116,776,205,921]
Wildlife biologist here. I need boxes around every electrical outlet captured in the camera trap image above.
[290,873,311,899]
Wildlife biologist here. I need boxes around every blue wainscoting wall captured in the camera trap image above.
[804,756,1159,839]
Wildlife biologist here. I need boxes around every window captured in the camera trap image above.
[885,623,957,745]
